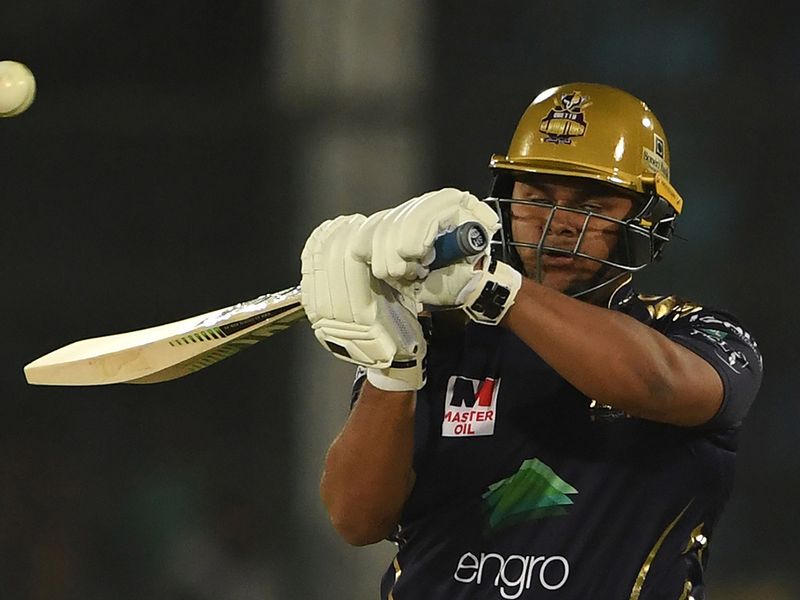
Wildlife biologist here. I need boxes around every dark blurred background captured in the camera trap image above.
[1,1,796,598]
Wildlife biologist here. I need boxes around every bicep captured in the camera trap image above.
[662,340,725,426]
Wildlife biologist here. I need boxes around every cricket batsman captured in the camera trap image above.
[300,83,763,599]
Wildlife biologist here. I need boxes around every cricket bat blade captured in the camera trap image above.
[24,286,305,385]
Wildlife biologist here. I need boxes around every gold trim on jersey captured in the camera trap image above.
[629,500,693,600]
[639,295,704,321]
[676,522,708,599]
[676,580,693,600]
[683,522,707,558]
[387,557,402,600]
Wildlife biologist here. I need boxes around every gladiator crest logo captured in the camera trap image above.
[540,91,591,144]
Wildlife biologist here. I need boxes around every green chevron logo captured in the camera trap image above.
[482,458,578,534]
[698,327,728,342]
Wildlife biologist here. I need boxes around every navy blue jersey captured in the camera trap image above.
[351,281,763,600]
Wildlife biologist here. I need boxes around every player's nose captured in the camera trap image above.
[546,206,582,237]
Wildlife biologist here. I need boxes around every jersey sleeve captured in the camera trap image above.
[663,308,763,429]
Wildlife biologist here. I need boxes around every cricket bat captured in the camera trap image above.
[24,286,306,385]
[24,222,489,386]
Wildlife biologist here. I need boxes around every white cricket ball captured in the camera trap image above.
[0,60,36,118]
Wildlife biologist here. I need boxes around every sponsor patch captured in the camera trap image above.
[688,314,761,373]
[454,551,570,597]
[482,458,578,533]
[642,131,670,179]
[642,147,670,179]
[442,376,500,437]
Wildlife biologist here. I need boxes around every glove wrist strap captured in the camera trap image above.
[461,259,523,326]
[367,358,425,391]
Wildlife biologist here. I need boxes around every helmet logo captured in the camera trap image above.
[539,91,591,145]
[654,134,665,158]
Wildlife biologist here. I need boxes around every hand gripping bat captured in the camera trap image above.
[24,222,489,385]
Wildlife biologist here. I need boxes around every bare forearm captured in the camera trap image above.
[504,279,721,424]
[320,380,416,545]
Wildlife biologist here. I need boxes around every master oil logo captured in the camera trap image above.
[442,376,500,437]
[539,91,591,144]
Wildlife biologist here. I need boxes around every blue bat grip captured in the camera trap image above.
[428,222,489,270]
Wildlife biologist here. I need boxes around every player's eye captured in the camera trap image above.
[579,200,605,212]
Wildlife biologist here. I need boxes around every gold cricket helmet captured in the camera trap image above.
[487,83,683,297]
[490,82,683,213]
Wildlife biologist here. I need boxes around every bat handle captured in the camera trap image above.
[428,221,490,270]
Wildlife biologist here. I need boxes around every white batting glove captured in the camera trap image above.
[400,257,523,326]
[300,215,426,391]
[351,188,501,282]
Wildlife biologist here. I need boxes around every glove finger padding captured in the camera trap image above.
[366,188,500,281]
[300,214,365,323]
[300,214,426,381]
[350,208,391,265]
[395,259,481,308]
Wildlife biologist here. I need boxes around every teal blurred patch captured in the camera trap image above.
[697,327,728,342]
[482,458,578,534]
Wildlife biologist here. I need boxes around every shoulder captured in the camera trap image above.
[636,294,705,322]
[634,292,763,429]
[635,293,759,354]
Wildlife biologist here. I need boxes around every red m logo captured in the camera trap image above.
[448,376,497,408]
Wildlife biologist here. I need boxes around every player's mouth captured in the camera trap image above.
[540,249,575,267]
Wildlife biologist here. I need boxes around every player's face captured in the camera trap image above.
[510,176,636,295]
